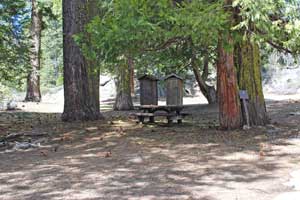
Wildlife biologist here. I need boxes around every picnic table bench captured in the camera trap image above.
[132,105,191,124]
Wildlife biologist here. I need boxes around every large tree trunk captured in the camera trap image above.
[216,0,242,130]
[62,0,102,122]
[25,0,42,102]
[217,35,242,130]
[191,56,217,104]
[114,60,134,111]
[235,39,269,125]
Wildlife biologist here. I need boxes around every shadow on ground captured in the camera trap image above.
[1,101,300,200]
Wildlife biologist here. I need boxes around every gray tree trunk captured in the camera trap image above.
[25,0,42,102]
[114,60,134,111]
[129,57,135,96]
[235,39,269,126]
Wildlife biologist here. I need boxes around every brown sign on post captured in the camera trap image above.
[239,90,249,100]
[239,90,250,127]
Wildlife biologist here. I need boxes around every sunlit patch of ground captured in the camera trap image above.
[6,92,300,114]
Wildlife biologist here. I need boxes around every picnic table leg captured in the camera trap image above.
[167,116,172,124]
[138,116,145,124]
[175,110,183,124]
[149,116,155,123]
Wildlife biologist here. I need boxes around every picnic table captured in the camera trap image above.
[133,105,190,124]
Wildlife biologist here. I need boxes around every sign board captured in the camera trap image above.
[239,90,249,100]
[239,90,250,127]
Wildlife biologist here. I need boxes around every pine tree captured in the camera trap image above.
[25,0,42,102]
[62,0,103,121]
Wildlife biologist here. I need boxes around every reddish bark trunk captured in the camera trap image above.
[217,36,242,130]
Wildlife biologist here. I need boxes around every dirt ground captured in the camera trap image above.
[1,100,300,200]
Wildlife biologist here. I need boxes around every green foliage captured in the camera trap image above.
[80,0,227,79]
[233,0,300,53]
[40,0,63,87]
[0,1,30,85]
[1,0,300,94]
[0,83,13,102]
[0,0,63,89]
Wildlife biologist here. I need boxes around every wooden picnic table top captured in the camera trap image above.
[134,105,191,124]
[138,105,184,113]
[139,105,184,109]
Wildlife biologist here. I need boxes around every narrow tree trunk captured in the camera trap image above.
[62,0,102,122]
[202,53,209,81]
[191,58,217,104]
[217,35,242,130]
[114,60,134,111]
[128,57,135,96]
[235,39,269,125]
[25,0,42,102]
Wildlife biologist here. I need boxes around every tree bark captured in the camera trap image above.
[235,39,269,125]
[25,0,42,102]
[62,0,103,122]
[217,35,242,130]
[114,60,134,111]
[216,0,242,130]
[128,57,135,96]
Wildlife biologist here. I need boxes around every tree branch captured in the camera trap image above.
[141,36,186,52]
[266,39,293,54]
[254,28,294,54]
